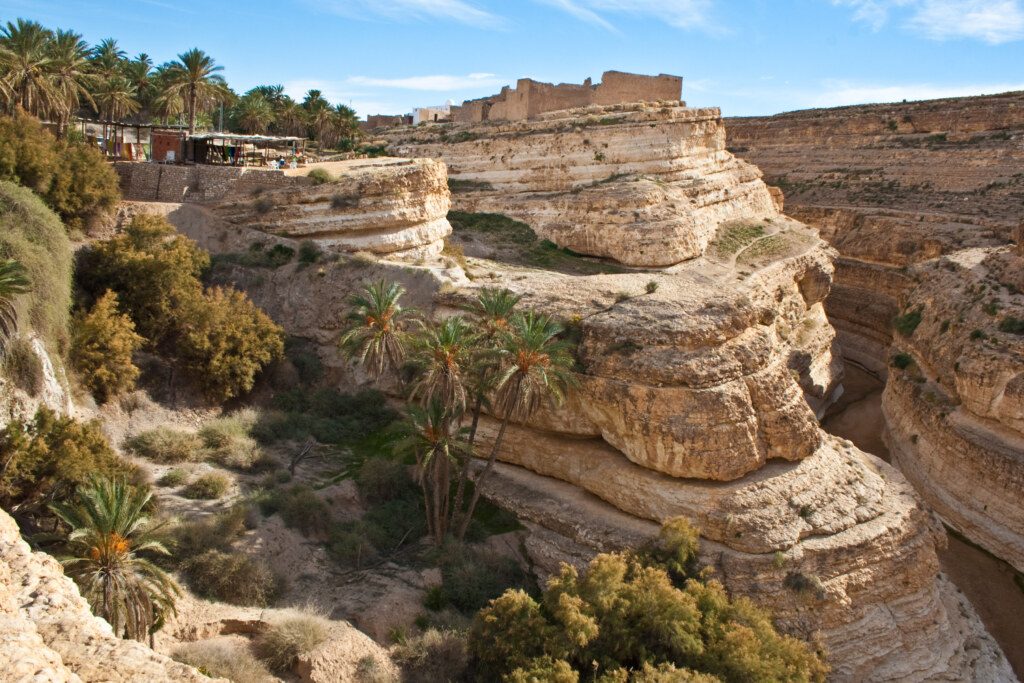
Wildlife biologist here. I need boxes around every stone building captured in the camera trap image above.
[450,70,682,123]
[413,102,452,124]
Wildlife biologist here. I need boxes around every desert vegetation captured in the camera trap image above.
[0,18,363,149]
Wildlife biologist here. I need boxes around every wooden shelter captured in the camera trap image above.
[185,132,306,166]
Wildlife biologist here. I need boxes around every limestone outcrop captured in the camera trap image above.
[884,247,1024,572]
[0,508,217,682]
[144,127,1011,677]
[726,94,1024,582]
[388,102,779,267]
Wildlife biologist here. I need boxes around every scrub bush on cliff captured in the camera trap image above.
[77,214,284,402]
[71,290,144,403]
[469,518,828,682]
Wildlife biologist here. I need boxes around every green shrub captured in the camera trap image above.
[392,628,468,683]
[468,518,828,682]
[285,339,323,384]
[327,524,379,568]
[182,472,230,500]
[157,468,189,487]
[891,352,914,370]
[125,427,204,463]
[998,316,1024,334]
[255,388,396,446]
[71,290,144,403]
[970,328,987,340]
[298,240,322,264]
[356,457,415,505]
[262,484,331,536]
[184,549,279,606]
[172,640,275,683]
[218,242,295,268]
[362,496,427,551]
[199,409,263,470]
[645,280,659,294]
[178,286,285,402]
[169,505,250,562]
[434,544,530,614]
[254,611,330,673]
[0,112,119,232]
[0,408,133,522]
[0,181,73,353]
[893,308,923,337]
[307,168,333,185]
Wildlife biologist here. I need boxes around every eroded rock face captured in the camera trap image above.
[388,103,779,267]
[726,95,1024,581]
[205,158,452,260]
[884,248,1024,572]
[0,508,217,682]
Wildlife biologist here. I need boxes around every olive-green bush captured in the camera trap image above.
[469,519,828,682]
[70,290,144,403]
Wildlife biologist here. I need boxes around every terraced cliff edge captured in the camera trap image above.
[726,93,1024,575]
[0,508,219,683]
[153,128,1014,679]
[387,102,780,267]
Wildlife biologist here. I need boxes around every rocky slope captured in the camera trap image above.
[387,102,780,267]
[726,94,1024,577]
[148,129,1014,679]
[0,508,218,682]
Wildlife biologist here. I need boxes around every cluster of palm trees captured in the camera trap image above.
[0,258,30,356]
[231,86,361,150]
[0,18,361,148]
[340,281,577,543]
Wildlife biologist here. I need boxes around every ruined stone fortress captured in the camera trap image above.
[450,70,683,123]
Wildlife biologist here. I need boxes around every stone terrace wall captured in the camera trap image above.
[113,161,309,203]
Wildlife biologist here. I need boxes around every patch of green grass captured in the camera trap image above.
[182,472,230,499]
[998,316,1024,334]
[893,308,924,337]
[307,168,333,185]
[447,178,493,192]
[447,211,629,275]
[736,233,799,265]
[708,223,764,259]
[213,243,295,269]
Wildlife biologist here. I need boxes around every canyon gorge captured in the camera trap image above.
[4,92,1022,681]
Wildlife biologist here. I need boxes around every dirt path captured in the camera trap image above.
[822,362,1024,677]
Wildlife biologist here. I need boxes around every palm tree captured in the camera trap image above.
[89,38,126,79]
[122,54,153,117]
[46,29,94,133]
[408,315,477,414]
[275,98,306,137]
[232,91,274,134]
[391,402,467,542]
[0,19,57,115]
[50,479,179,642]
[456,311,576,539]
[163,48,228,133]
[92,75,139,145]
[0,259,30,356]
[339,280,411,379]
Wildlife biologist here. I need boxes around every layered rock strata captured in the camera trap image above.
[884,246,1024,572]
[146,136,1011,679]
[0,508,217,682]
[208,158,452,259]
[388,102,779,267]
[726,94,1024,579]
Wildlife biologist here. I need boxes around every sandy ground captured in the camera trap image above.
[822,362,1023,677]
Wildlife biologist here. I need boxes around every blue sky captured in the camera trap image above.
[9,0,1024,117]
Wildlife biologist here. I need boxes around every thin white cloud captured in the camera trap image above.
[810,79,1024,107]
[347,73,506,91]
[909,0,1024,43]
[306,0,504,28]
[833,0,1024,42]
[537,0,718,32]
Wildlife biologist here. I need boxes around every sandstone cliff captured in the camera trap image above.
[388,102,779,267]
[0,508,218,682]
[726,94,1024,581]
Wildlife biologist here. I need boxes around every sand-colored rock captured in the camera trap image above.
[0,508,217,682]
[389,103,779,267]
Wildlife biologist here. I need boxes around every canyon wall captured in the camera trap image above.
[150,119,1015,679]
[0,508,218,682]
[726,94,1024,575]
[388,102,779,267]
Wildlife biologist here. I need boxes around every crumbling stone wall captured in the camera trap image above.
[113,162,308,203]
[452,70,682,123]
